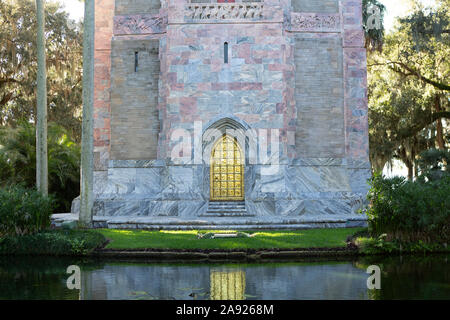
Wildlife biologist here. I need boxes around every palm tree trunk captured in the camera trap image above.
[36,0,48,196]
[79,0,95,228]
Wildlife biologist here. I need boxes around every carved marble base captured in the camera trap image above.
[70,159,370,228]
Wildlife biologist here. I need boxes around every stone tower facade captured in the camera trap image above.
[73,0,371,229]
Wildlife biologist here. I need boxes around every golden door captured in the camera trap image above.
[210,270,246,300]
[210,135,244,201]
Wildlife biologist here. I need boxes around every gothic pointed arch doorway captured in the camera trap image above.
[210,135,244,201]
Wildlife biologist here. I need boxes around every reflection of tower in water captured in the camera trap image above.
[210,269,246,300]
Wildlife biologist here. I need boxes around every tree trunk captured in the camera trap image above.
[79,0,95,228]
[414,162,419,178]
[406,160,413,181]
[36,0,48,196]
[435,95,445,149]
[398,146,414,181]
[370,153,389,174]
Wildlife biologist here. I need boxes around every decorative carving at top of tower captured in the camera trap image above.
[289,12,340,32]
[185,3,264,21]
[113,13,168,35]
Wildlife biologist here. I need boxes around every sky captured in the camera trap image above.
[379,0,437,32]
[59,0,84,21]
[379,0,410,31]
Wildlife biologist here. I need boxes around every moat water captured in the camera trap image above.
[0,255,448,300]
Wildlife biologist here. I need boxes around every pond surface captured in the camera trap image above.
[0,255,448,300]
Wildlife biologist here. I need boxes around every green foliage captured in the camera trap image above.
[0,0,83,141]
[355,234,398,254]
[416,148,450,181]
[0,122,80,212]
[399,1,449,51]
[0,152,13,182]
[356,234,449,255]
[0,229,106,256]
[365,173,450,243]
[0,185,54,236]
[368,2,449,175]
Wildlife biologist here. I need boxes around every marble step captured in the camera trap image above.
[209,201,245,205]
[51,213,368,230]
[208,206,245,211]
[206,209,248,214]
[203,201,252,217]
[208,202,245,207]
[207,205,246,209]
[207,208,246,212]
[200,212,255,217]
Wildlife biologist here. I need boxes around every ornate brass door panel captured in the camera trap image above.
[210,270,246,300]
[210,135,244,201]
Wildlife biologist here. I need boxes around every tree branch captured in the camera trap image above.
[0,78,19,89]
[0,91,15,107]
[396,111,450,141]
[387,61,450,91]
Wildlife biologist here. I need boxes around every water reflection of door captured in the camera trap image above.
[210,270,246,300]
[210,135,244,201]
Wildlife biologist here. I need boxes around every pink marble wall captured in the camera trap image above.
[342,0,369,161]
[93,0,369,164]
[157,0,295,162]
[93,0,115,170]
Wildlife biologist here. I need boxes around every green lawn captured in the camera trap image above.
[96,228,364,250]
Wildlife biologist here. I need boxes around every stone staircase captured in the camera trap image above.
[200,201,254,217]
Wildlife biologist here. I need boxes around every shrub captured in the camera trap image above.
[355,235,399,254]
[355,235,449,255]
[0,230,106,256]
[0,185,54,236]
[365,173,450,243]
[0,122,80,212]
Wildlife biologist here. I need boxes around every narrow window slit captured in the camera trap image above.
[224,42,228,64]
[134,52,139,72]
